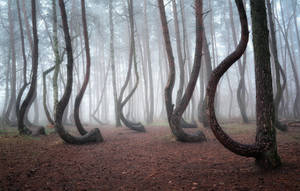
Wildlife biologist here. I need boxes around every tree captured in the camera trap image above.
[15,0,29,121]
[117,0,145,132]
[206,0,281,169]
[228,0,249,123]
[266,0,288,131]
[54,0,103,145]
[158,0,206,142]
[109,0,121,127]
[18,0,45,135]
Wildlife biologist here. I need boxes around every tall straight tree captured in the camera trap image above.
[143,0,154,123]
[158,0,206,142]
[109,0,121,127]
[206,0,281,169]
[5,0,17,125]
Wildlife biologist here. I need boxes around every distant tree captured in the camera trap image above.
[15,0,29,121]
[5,0,17,125]
[54,0,103,144]
[158,0,206,142]
[117,0,145,132]
[206,0,281,169]
[266,0,288,131]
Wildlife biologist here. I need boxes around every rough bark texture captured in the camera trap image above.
[158,0,206,142]
[250,0,281,168]
[55,0,103,145]
[206,0,281,169]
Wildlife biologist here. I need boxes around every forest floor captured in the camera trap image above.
[0,122,300,191]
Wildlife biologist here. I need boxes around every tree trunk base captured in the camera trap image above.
[120,112,145,132]
[255,152,281,169]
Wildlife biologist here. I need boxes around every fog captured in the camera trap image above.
[0,0,299,126]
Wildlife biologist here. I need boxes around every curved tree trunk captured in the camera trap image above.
[16,0,28,120]
[117,0,145,132]
[18,0,45,136]
[73,0,104,137]
[158,0,206,142]
[228,0,249,123]
[55,0,103,145]
[206,0,281,169]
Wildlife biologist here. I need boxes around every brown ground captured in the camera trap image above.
[0,123,300,191]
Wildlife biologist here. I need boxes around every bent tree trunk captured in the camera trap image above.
[117,0,145,132]
[206,0,281,169]
[73,0,95,136]
[18,0,45,136]
[55,0,102,145]
[15,0,28,120]
[158,0,206,142]
[228,0,249,123]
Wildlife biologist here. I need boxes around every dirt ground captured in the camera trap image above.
[0,123,300,191]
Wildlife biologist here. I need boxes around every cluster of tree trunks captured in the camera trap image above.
[54,0,103,145]
[158,0,206,142]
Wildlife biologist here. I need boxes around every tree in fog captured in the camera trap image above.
[158,0,206,142]
[54,0,103,144]
[206,0,281,169]
[18,0,45,135]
